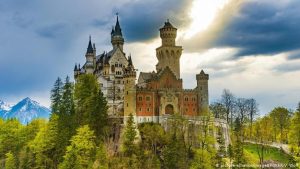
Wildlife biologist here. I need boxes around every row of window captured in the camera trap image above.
[137,96,151,102]
[184,96,197,102]
[138,107,152,112]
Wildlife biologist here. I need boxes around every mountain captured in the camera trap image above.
[0,100,12,117]
[1,97,51,124]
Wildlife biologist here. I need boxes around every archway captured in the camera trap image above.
[165,104,174,115]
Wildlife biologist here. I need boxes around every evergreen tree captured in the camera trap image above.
[29,114,59,169]
[59,125,96,169]
[55,76,75,164]
[5,152,16,169]
[163,134,187,169]
[123,113,137,157]
[93,142,108,169]
[51,77,63,114]
[74,74,108,140]
[215,128,227,168]
[232,118,246,168]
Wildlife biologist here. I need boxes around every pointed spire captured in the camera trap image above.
[114,13,122,36]
[111,26,115,35]
[128,54,133,66]
[74,64,78,71]
[87,35,93,54]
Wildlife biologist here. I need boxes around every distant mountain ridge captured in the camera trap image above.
[0,97,51,124]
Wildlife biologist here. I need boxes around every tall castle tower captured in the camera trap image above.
[156,20,182,79]
[85,36,96,74]
[196,70,209,114]
[123,57,136,122]
[111,15,124,51]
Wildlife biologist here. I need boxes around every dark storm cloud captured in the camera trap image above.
[110,0,192,42]
[215,1,300,57]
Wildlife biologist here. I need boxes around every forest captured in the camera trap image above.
[0,74,299,169]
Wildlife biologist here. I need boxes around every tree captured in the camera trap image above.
[221,89,235,127]
[190,116,216,169]
[74,74,108,140]
[232,118,246,167]
[51,77,63,114]
[28,115,59,169]
[123,113,137,157]
[288,110,300,157]
[93,142,108,169]
[215,128,227,168]
[59,125,96,169]
[55,76,76,164]
[210,102,226,120]
[270,107,291,143]
[247,98,258,139]
[5,152,16,169]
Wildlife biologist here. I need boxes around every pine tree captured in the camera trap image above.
[215,128,227,168]
[163,133,187,169]
[51,77,63,114]
[59,125,96,169]
[232,118,246,168]
[29,114,59,169]
[5,152,17,169]
[123,113,137,157]
[93,142,108,169]
[55,76,76,164]
[74,74,108,140]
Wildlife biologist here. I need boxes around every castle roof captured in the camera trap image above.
[87,36,94,54]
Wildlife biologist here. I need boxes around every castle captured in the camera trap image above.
[74,16,209,124]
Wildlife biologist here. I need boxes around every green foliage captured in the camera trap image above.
[163,133,187,169]
[5,152,16,169]
[59,125,96,169]
[93,142,108,169]
[269,107,291,143]
[55,76,76,164]
[190,116,216,169]
[0,119,24,158]
[29,114,59,169]
[74,74,108,140]
[51,77,63,114]
[289,110,300,166]
[123,113,137,157]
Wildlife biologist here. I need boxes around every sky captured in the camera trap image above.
[0,0,300,115]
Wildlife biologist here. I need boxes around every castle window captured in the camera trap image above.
[146,96,151,101]
[139,108,142,112]
[127,91,128,95]
[184,97,188,101]
[138,96,142,101]
[147,108,150,112]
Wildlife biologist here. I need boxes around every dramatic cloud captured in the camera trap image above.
[215,0,300,57]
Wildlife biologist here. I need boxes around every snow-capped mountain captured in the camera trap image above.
[0,100,12,117]
[0,100,12,111]
[0,97,51,124]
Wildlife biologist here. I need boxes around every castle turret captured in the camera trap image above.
[156,20,182,79]
[85,36,96,74]
[124,59,136,123]
[111,15,124,51]
[196,70,209,115]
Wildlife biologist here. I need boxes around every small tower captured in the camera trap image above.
[123,58,136,123]
[85,36,96,74]
[74,64,80,80]
[111,14,124,51]
[156,20,182,79]
[196,70,209,115]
